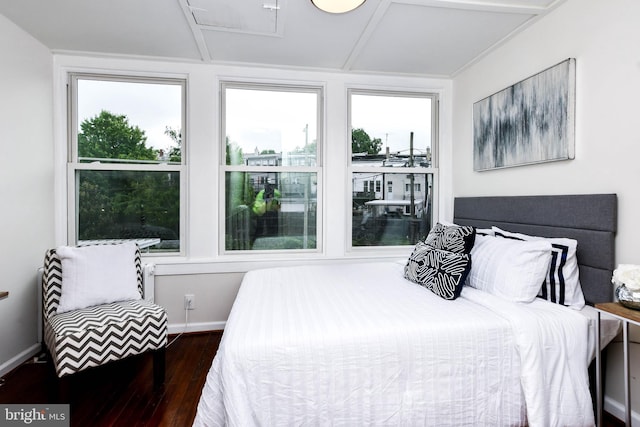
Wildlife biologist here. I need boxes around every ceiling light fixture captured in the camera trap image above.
[311,0,365,14]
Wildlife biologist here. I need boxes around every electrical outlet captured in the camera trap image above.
[184,294,195,310]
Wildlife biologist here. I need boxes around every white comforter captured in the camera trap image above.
[193,262,595,427]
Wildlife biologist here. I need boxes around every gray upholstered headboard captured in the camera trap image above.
[453,194,617,305]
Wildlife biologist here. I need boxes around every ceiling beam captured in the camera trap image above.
[395,0,559,15]
[177,0,212,62]
[342,0,392,71]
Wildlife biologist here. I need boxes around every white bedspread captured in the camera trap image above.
[193,262,595,427]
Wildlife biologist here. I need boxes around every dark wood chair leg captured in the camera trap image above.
[44,353,70,403]
[57,375,71,403]
[153,347,166,389]
[48,370,71,404]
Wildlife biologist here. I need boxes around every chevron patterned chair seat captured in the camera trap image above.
[42,245,168,385]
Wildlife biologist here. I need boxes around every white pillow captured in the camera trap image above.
[467,235,552,303]
[56,243,140,313]
[492,226,585,310]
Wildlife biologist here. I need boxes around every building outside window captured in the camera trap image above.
[350,89,437,247]
[68,74,185,253]
[222,83,322,252]
[405,183,421,192]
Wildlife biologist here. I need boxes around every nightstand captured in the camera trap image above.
[595,302,640,426]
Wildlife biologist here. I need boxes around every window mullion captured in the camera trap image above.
[72,162,184,172]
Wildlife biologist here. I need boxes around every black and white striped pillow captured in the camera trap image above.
[492,227,585,310]
[404,241,472,300]
[425,222,476,254]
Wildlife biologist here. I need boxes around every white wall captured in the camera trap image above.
[0,15,54,375]
[451,0,640,420]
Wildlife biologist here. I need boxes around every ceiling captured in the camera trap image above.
[0,0,565,77]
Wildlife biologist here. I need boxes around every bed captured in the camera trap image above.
[194,194,619,427]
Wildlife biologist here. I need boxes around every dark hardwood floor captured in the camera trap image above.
[0,330,626,426]
[0,331,222,427]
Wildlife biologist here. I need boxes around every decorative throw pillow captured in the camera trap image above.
[476,228,495,237]
[466,235,553,303]
[56,242,141,314]
[424,222,476,254]
[404,241,472,300]
[440,220,493,237]
[492,226,585,310]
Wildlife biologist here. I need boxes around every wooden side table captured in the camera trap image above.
[595,302,640,426]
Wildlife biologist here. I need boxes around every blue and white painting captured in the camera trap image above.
[473,58,575,171]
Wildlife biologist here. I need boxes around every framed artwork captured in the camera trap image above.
[473,58,576,171]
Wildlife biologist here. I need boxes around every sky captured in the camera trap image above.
[77,79,182,152]
[351,93,432,155]
[226,88,433,156]
[77,79,432,157]
[226,87,318,155]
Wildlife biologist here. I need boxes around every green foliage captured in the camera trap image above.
[78,110,156,161]
[224,138,255,249]
[226,137,245,166]
[352,128,383,155]
[76,111,180,249]
[164,126,182,162]
[251,235,317,250]
[78,171,180,242]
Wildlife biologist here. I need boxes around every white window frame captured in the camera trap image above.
[347,88,439,251]
[67,73,187,256]
[219,81,324,255]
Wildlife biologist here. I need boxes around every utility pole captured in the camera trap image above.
[409,132,415,218]
[409,132,418,243]
[303,124,309,248]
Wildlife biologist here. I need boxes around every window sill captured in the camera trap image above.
[150,251,412,276]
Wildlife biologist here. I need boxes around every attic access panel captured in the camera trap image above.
[188,0,283,36]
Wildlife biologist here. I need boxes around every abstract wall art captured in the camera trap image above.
[473,58,576,171]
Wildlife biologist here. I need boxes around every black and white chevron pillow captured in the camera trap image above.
[424,222,476,254]
[404,241,472,300]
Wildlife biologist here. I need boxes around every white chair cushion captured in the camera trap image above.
[56,243,140,313]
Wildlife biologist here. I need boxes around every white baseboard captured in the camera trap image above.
[168,321,225,335]
[604,395,639,425]
[0,344,42,377]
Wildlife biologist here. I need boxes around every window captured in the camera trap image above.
[222,83,322,252]
[350,90,437,247]
[405,183,421,192]
[69,74,185,253]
